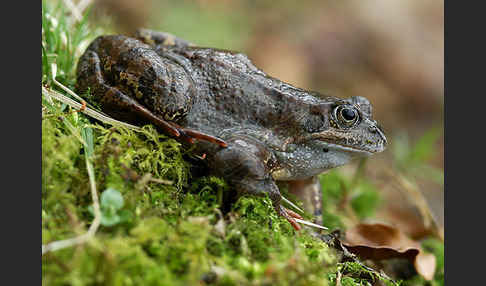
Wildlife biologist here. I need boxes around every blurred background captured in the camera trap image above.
[74,0,444,238]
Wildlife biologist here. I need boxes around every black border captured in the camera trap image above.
[2,1,41,285]
[3,0,471,284]
[445,1,486,285]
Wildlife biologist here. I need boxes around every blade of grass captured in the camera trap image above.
[281,195,304,214]
[42,86,141,131]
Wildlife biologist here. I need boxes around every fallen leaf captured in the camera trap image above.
[414,252,436,281]
[342,223,436,280]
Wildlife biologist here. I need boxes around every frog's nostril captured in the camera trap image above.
[379,131,388,147]
[369,124,387,147]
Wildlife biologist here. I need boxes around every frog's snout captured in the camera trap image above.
[368,124,387,148]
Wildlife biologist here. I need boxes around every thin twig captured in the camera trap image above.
[45,62,141,131]
[336,269,342,286]
[149,177,174,185]
[42,86,141,132]
[281,195,304,214]
[50,63,100,113]
[51,66,80,103]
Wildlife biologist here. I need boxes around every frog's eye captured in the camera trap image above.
[334,105,359,128]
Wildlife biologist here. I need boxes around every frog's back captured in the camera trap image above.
[175,47,306,137]
[77,33,319,144]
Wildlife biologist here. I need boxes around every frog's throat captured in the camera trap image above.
[295,130,385,154]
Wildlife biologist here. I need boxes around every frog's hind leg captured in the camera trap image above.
[100,87,228,147]
[76,49,178,138]
[76,49,227,146]
[98,83,229,146]
[135,29,194,48]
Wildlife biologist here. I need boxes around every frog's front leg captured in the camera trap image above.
[211,137,303,230]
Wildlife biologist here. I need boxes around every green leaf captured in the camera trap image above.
[90,189,130,227]
[100,188,124,210]
[81,127,94,157]
[100,212,122,227]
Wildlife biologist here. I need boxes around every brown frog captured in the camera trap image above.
[76,29,387,230]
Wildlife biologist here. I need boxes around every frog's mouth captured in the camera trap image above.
[295,130,387,154]
[321,141,381,156]
[321,142,374,155]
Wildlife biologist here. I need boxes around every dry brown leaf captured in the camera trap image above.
[342,223,436,280]
[414,252,436,281]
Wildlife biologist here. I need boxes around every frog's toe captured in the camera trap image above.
[176,126,227,147]
[283,207,303,220]
[278,205,303,231]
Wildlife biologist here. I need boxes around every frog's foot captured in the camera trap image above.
[278,205,304,231]
[168,122,228,147]
[286,176,323,225]
[180,128,228,147]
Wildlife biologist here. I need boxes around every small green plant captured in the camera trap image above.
[88,188,131,226]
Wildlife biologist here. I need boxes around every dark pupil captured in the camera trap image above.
[341,108,356,121]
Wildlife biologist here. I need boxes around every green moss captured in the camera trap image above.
[328,262,399,286]
[42,108,340,285]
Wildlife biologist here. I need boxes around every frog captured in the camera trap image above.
[76,29,387,231]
